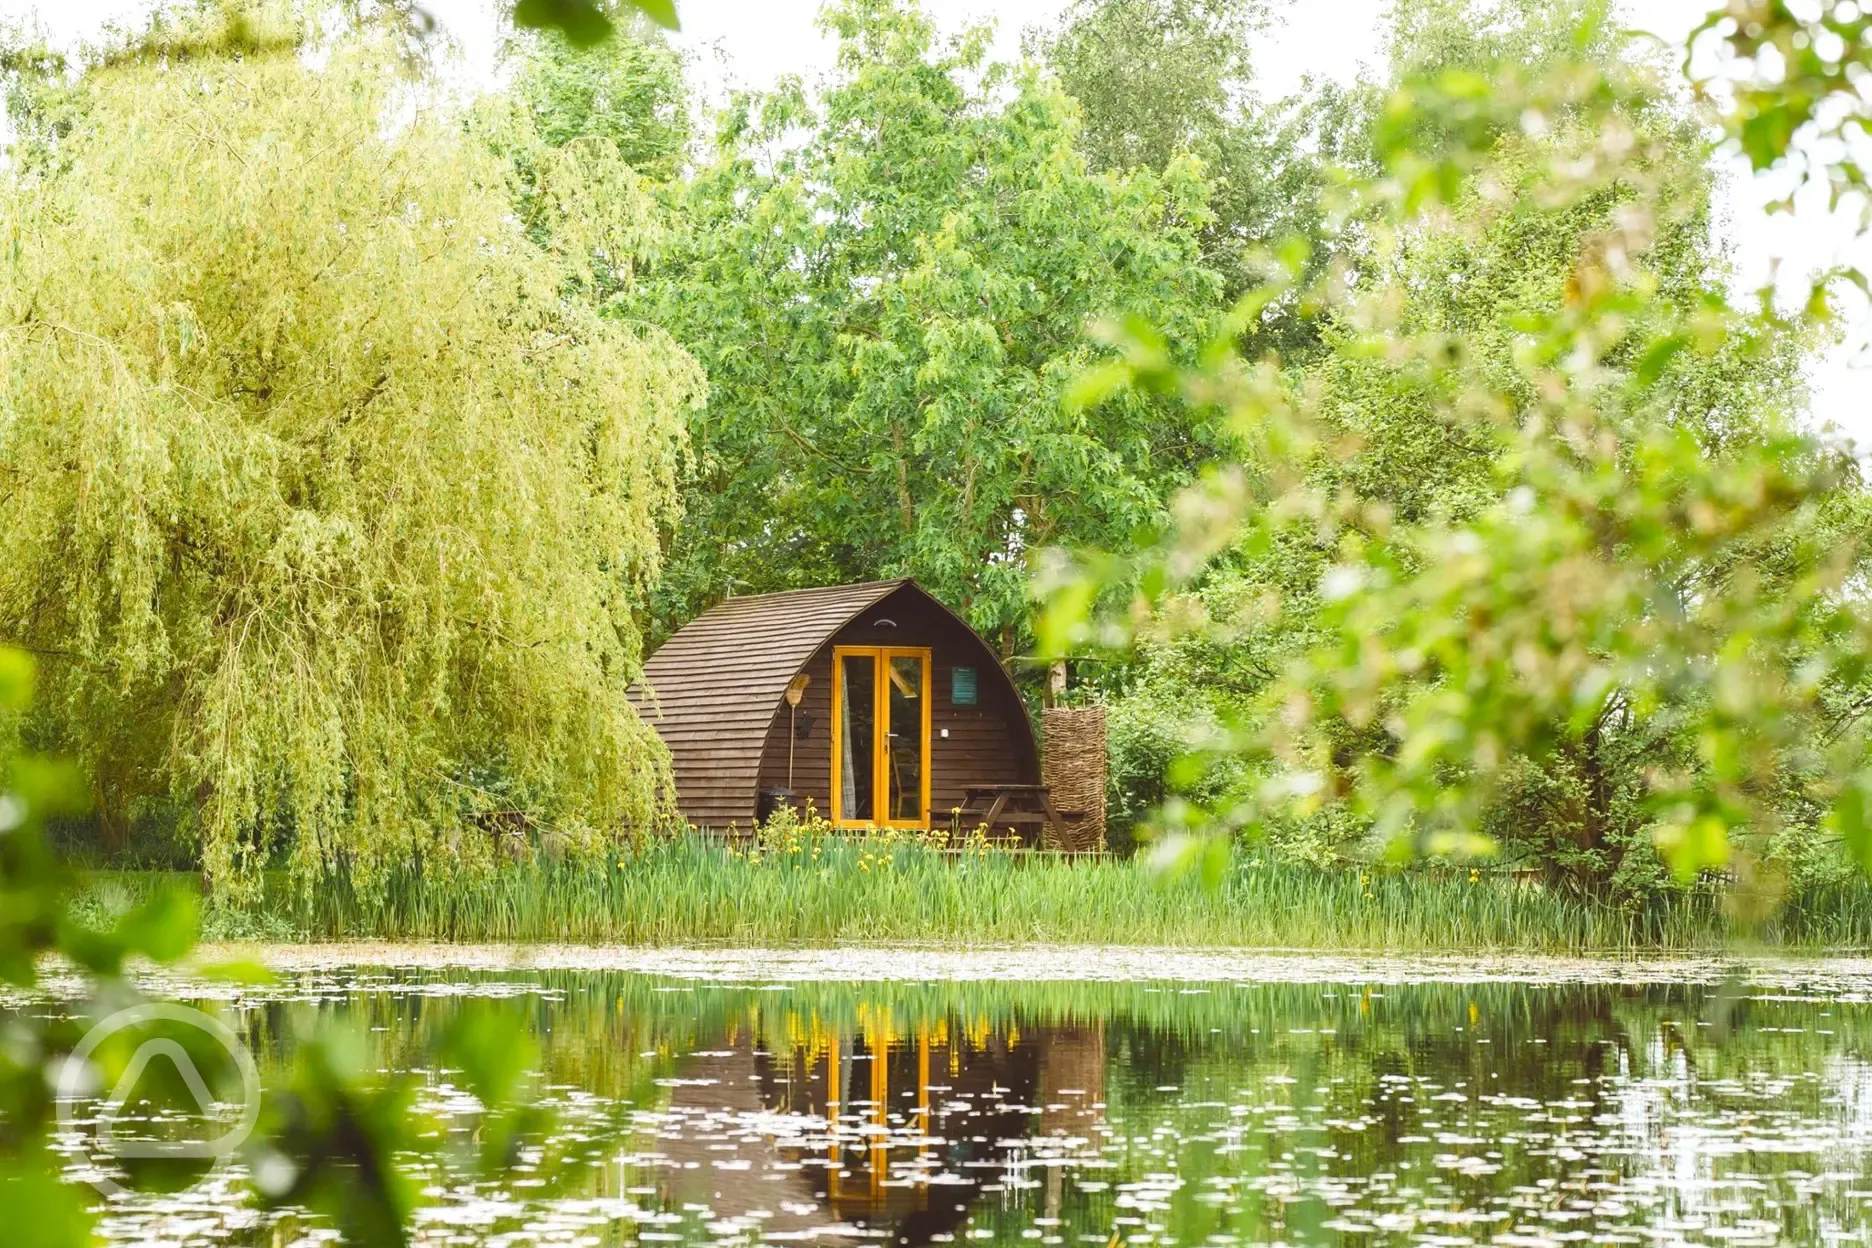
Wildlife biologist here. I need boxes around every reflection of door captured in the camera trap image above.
[831,646,931,828]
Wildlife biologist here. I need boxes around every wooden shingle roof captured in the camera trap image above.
[627,579,909,826]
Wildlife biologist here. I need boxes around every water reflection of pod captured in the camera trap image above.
[659,1012,1105,1244]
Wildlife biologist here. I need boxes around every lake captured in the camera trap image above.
[45,948,1872,1247]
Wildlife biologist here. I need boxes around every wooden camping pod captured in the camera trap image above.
[626,579,1040,830]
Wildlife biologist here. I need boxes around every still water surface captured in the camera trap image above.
[53,949,1872,1247]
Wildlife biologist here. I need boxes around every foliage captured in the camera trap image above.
[1081,1,1712,863]
[1688,0,1872,348]
[0,644,588,1245]
[245,1003,574,1248]
[487,15,691,320]
[505,8,692,181]
[514,0,678,49]
[0,8,703,895]
[1034,0,1842,898]
[1041,0,1872,898]
[627,0,1223,649]
[1031,0,1270,177]
[1694,0,1872,201]
[0,647,192,1242]
[1028,0,1350,353]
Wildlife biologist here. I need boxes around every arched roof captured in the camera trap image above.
[628,579,922,826]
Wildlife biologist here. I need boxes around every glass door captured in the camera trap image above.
[832,647,930,828]
[884,653,926,823]
[834,649,878,823]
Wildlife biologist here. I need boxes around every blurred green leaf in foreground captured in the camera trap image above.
[0,645,573,1243]
[512,0,679,48]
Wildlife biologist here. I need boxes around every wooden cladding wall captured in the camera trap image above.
[754,600,1037,823]
[628,581,904,827]
[629,579,1039,831]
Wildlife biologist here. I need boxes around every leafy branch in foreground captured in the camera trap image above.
[510,0,678,49]
[0,645,579,1246]
[1687,0,1872,343]
[1693,0,1872,207]
[1041,5,1872,889]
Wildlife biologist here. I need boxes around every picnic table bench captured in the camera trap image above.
[954,783,1091,851]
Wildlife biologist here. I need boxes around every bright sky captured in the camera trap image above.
[5,0,1867,441]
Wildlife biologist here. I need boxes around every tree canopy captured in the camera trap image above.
[1029,0,1344,350]
[0,10,703,892]
[626,0,1223,650]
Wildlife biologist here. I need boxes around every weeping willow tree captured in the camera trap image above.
[0,10,704,894]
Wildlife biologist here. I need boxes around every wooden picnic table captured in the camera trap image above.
[957,783,1085,849]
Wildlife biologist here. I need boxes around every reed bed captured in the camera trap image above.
[73,831,1872,951]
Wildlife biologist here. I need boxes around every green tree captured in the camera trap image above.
[0,8,704,894]
[1049,0,1872,899]
[633,0,1223,650]
[1029,0,1354,355]
[490,12,693,317]
[506,8,692,180]
[1030,0,1268,176]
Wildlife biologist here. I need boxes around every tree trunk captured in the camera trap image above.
[891,420,914,534]
[1044,659,1067,709]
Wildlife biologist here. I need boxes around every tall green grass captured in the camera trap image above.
[73,832,1872,951]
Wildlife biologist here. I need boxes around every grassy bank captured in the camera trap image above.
[68,831,1872,951]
